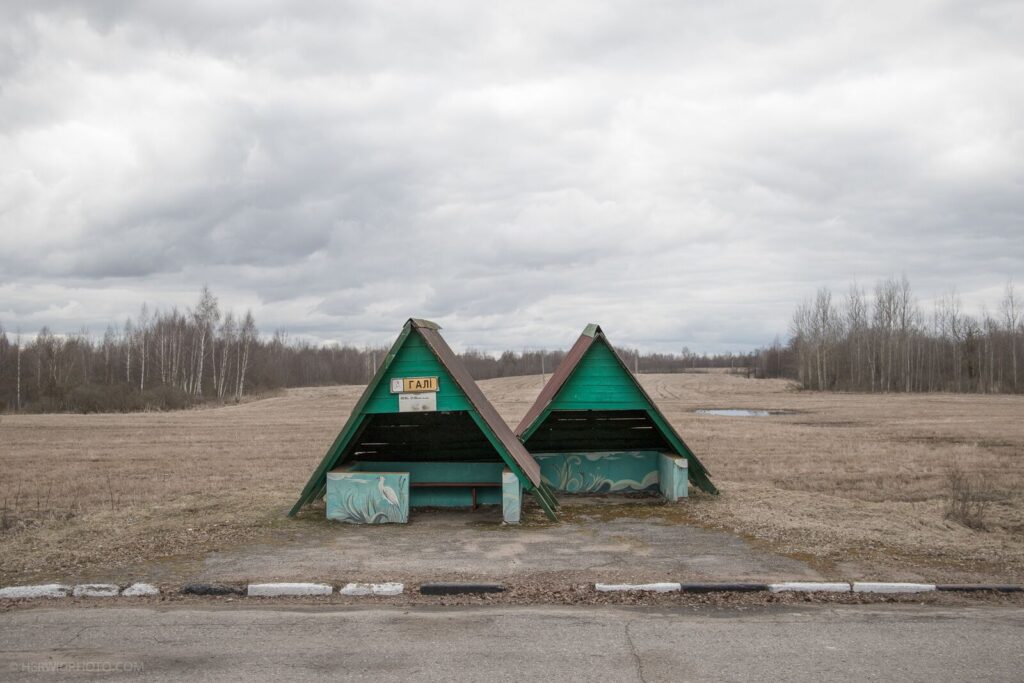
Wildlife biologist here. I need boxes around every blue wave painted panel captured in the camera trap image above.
[535,451,660,493]
[326,470,409,523]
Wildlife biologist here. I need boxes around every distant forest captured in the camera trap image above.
[3,277,1018,413]
[784,276,1022,394]
[0,286,755,413]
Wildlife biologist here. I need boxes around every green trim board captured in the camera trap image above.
[290,319,556,518]
[515,324,718,495]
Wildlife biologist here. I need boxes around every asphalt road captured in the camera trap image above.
[2,604,1022,682]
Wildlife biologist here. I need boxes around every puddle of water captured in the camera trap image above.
[696,409,774,417]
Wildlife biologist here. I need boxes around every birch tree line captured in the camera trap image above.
[16,276,1017,411]
[787,276,1023,393]
[0,284,770,413]
[0,287,262,412]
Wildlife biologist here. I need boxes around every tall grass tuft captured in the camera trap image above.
[945,463,993,531]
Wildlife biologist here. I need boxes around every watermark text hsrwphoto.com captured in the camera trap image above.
[9,660,144,673]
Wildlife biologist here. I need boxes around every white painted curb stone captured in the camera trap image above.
[73,583,120,597]
[0,584,71,599]
[595,583,682,593]
[247,583,333,597]
[853,582,936,594]
[769,582,851,593]
[122,583,160,597]
[340,582,404,596]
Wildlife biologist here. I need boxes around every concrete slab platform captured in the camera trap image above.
[161,499,824,586]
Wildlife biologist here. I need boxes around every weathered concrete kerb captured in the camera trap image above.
[593,582,1024,595]
[0,583,159,599]
[2,580,1022,604]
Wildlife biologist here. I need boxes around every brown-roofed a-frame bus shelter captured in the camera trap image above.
[290,319,558,523]
[515,324,717,498]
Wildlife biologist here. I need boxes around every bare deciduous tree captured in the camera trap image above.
[1003,281,1020,391]
[789,277,1023,394]
[191,286,220,397]
[236,310,256,401]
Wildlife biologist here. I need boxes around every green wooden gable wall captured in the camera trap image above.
[547,337,649,412]
[519,330,718,495]
[362,333,472,413]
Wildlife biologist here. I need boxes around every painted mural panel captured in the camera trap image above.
[326,470,409,523]
[535,451,660,493]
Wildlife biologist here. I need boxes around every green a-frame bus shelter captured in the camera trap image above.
[515,324,717,499]
[290,319,558,523]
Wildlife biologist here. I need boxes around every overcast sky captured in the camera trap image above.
[1,1,1022,353]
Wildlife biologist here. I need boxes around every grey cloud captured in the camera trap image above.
[1,1,1022,353]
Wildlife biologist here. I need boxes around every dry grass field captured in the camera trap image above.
[2,371,1023,584]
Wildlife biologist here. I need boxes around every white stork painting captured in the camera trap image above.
[326,471,409,524]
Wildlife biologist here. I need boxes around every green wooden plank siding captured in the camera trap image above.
[548,340,649,411]
[363,334,473,413]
